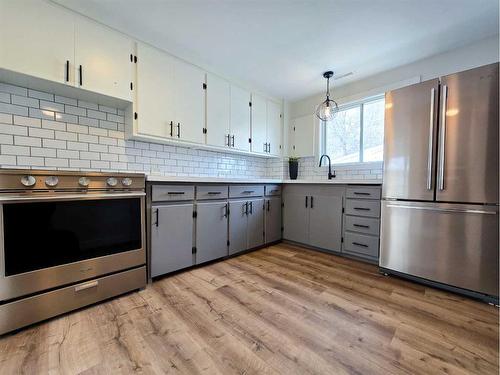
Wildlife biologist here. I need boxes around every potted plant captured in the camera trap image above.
[288,157,299,180]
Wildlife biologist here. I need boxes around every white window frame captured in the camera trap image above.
[320,94,385,167]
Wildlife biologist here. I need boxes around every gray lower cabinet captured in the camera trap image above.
[308,194,343,251]
[151,203,194,277]
[282,192,309,244]
[229,200,248,255]
[195,201,228,264]
[265,197,281,243]
[247,198,265,249]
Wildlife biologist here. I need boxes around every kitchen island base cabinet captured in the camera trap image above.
[151,204,194,277]
[265,197,282,243]
[196,201,228,264]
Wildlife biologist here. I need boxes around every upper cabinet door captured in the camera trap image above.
[266,100,282,156]
[230,85,251,151]
[0,0,75,84]
[173,59,205,144]
[251,93,267,154]
[206,73,231,148]
[135,43,175,138]
[291,115,315,157]
[383,79,439,201]
[75,17,133,101]
[436,63,498,204]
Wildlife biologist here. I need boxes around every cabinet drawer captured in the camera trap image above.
[229,185,264,198]
[265,184,281,196]
[152,185,195,202]
[196,185,228,200]
[346,186,381,200]
[345,199,380,218]
[344,232,379,258]
[345,216,380,236]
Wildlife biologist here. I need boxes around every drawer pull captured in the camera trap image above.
[167,192,185,195]
[353,224,370,228]
[354,207,370,211]
[207,192,222,195]
[242,190,254,194]
[354,192,371,196]
[270,189,279,193]
[352,242,368,248]
[75,281,98,292]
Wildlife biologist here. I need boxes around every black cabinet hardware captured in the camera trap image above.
[130,54,133,62]
[78,65,83,85]
[223,203,228,218]
[65,60,69,82]
[192,211,197,218]
[244,202,249,215]
[203,83,207,90]
[354,192,371,196]
[267,200,270,211]
[177,123,181,138]
[134,55,137,63]
[203,128,207,134]
[352,242,368,248]
[242,190,254,194]
[354,207,370,211]
[134,112,138,120]
[305,196,308,208]
[353,224,370,228]
[192,247,197,254]
[310,196,314,208]
[231,135,235,147]
[167,191,185,195]
[170,121,173,136]
[130,82,133,90]
[249,201,253,214]
[207,191,221,195]
[154,208,159,227]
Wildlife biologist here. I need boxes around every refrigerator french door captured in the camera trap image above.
[381,63,499,301]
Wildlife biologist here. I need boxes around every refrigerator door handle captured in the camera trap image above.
[438,84,448,191]
[385,204,497,215]
[427,87,436,190]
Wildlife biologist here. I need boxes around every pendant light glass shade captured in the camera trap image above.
[315,71,339,121]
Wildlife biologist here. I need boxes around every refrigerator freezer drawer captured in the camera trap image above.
[380,201,499,297]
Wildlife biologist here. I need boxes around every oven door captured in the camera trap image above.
[0,192,145,302]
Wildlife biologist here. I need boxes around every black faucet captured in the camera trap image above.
[319,154,335,179]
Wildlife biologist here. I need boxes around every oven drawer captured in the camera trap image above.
[344,232,379,258]
[0,266,146,335]
[344,215,380,236]
[346,186,381,200]
[152,185,194,202]
[229,185,264,198]
[345,199,380,218]
[265,185,281,196]
[196,185,229,200]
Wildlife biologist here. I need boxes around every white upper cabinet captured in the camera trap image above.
[291,114,315,157]
[266,100,282,156]
[251,93,268,154]
[75,17,133,101]
[230,85,251,151]
[172,58,205,144]
[135,43,175,138]
[0,0,75,84]
[206,73,231,148]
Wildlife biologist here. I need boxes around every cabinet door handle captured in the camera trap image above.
[226,134,230,146]
[79,65,83,86]
[352,242,368,248]
[268,143,271,153]
[249,201,253,214]
[310,196,314,208]
[353,224,370,228]
[353,207,370,211]
[223,203,228,218]
[65,60,70,82]
[170,121,173,137]
[154,208,159,227]
[267,200,270,211]
[305,196,308,208]
[231,135,235,147]
[353,192,370,196]
[244,202,248,215]
[177,123,181,138]
[242,190,254,194]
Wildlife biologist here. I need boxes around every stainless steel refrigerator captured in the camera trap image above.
[380,63,499,302]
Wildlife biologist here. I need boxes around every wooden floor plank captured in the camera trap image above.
[0,244,497,375]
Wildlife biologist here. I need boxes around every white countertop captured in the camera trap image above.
[147,175,382,185]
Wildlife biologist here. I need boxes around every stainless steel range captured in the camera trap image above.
[0,169,146,335]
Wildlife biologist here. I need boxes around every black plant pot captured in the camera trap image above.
[289,160,298,180]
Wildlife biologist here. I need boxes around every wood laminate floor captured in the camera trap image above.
[0,244,498,374]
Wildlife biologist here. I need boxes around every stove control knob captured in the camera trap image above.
[21,175,36,187]
[78,177,91,187]
[122,177,132,187]
[45,176,59,187]
[106,177,118,187]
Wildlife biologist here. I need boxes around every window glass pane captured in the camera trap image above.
[325,106,360,163]
[362,99,384,161]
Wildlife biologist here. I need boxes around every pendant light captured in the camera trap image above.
[315,71,338,121]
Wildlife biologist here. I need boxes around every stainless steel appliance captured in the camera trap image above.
[380,63,499,303]
[0,169,146,334]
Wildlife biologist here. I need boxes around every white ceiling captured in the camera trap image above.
[53,0,499,101]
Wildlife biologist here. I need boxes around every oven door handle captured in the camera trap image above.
[0,191,146,203]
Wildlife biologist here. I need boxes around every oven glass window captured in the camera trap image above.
[3,198,142,276]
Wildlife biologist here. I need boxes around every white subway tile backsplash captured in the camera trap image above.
[77,100,98,110]
[55,131,77,141]
[28,89,53,101]
[78,116,99,127]
[14,135,41,147]
[17,156,44,166]
[42,119,66,131]
[98,104,117,114]
[87,109,107,120]
[43,139,66,149]
[55,112,78,123]
[29,127,55,139]
[14,115,41,128]
[0,155,17,165]
[65,105,86,116]
[67,123,88,134]
[0,102,29,116]
[31,147,56,157]
[29,108,54,120]
[45,157,69,167]
[55,95,78,106]
[70,159,90,168]
[0,123,28,135]
[0,83,27,96]
[78,134,98,143]
[67,141,89,151]
[89,143,108,153]
[2,145,30,156]
[57,149,79,159]
[11,95,39,108]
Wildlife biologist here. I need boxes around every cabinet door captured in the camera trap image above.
[292,115,315,157]
[135,43,175,138]
[173,59,205,144]
[251,93,267,154]
[283,193,309,244]
[75,17,133,100]
[230,85,251,151]
[206,73,231,148]
[196,201,228,264]
[308,195,343,252]
[266,100,282,156]
[229,200,248,255]
[247,198,265,249]
[265,197,282,243]
[150,204,194,277]
[0,0,75,84]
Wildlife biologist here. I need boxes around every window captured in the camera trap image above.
[323,96,384,164]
